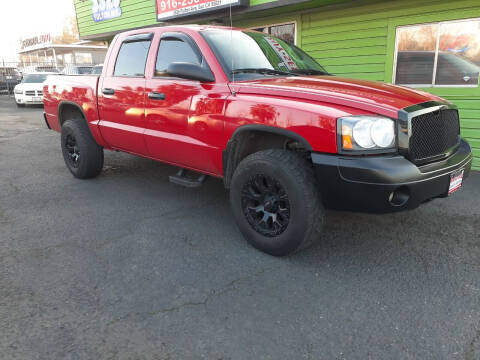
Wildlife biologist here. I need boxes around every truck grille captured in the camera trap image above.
[37,90,43,96]
[25,90,36,96]
[409,108,460,162]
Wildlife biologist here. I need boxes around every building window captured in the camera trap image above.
[75,52,93,64]
[394,19,480,87]
[252,22,296,44]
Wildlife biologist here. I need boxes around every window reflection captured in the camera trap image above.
[395,19,480,86]
[395,24,438,85]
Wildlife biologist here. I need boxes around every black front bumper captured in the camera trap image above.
[312,138,472,213]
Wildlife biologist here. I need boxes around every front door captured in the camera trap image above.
[144,32,225,174]
[98,33,153,155]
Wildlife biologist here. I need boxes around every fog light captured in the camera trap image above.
[389,186,410,207]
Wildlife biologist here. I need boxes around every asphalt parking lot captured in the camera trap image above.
[0,95,479,360]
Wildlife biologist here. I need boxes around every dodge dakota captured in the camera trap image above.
[43,25,472,256]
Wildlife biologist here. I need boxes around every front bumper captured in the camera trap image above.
[15,94,44,105]
[312,138,472,213]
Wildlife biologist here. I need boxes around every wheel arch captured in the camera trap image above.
[223,124,313,188]
[57,101,105,147]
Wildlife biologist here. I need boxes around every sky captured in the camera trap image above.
[0,0,76,61]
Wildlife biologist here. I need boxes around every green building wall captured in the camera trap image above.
[75,0,480,170]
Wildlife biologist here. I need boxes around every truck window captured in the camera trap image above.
[155,39,201,77]
[114,40,151,77]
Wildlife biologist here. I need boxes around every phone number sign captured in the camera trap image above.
[156,0,247,21]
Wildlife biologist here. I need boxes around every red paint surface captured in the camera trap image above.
[43,25,446,178]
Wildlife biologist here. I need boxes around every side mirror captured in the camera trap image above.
[167,62,215,82]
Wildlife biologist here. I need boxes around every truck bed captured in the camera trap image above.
[43,75,100,133]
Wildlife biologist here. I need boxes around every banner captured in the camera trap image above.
[156,0,246,21]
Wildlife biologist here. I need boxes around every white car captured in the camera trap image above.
[14,72,56,107]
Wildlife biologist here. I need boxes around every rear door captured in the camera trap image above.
[98,33,153,155]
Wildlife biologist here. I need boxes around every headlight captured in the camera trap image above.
[339,116,396,153]
[14,88,23,94]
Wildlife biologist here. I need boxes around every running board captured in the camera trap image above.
[169,169,207,188]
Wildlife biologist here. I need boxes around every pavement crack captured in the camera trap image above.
[105,266,271,328]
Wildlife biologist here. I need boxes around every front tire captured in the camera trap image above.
[61,119,104,179]
[230,149,325,256]
[16,102,24,107]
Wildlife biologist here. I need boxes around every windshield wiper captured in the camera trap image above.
[290,69,330,76]
[231,68,298,76]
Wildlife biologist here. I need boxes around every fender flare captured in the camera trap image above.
[57,101,106,147]
[222,124,313,188]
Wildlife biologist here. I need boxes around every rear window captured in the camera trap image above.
[114,40,151,77]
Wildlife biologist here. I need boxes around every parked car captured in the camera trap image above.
[90,65,103,75]
[0,68,22,94]
[14,72,56,107]
[43,26,472,256]
[61,65,94,75]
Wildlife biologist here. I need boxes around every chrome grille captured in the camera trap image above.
[409,108,460,162]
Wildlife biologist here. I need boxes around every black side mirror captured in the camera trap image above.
[167,62,215,82]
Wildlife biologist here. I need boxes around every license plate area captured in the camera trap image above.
[448,169,464,195]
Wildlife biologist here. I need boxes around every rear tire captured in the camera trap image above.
[61,119,104,179]
[230,149,325,256]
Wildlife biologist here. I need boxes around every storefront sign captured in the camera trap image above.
[155,0,247,21]
[21,34,51,50]
[91,0,122,22]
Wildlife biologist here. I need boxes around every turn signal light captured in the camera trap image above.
[342,125,353,149]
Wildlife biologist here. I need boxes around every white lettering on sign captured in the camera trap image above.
[265,37,298,71]
[91,0,122,22]
[156,0,241,20]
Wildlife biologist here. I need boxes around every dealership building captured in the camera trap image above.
[74,0,480,170]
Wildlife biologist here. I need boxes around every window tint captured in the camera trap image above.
[155,39,200,77]
[114,40,151,77]
[396,52,435,85]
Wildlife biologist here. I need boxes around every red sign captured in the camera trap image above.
[156,0,245,21]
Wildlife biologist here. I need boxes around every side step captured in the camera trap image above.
[169,169,207,188]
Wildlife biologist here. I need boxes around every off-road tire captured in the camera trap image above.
[230,149,325,256]
[61,119,104,179]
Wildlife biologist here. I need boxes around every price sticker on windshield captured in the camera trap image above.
[265,37,299,71]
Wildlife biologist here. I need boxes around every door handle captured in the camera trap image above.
[148,92,166,100]
[102,88,115,95]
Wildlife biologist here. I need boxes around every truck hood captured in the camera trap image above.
[233,76,447,118]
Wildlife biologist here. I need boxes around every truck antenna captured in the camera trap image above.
[229,3,236,96]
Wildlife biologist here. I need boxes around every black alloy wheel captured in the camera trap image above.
[64,134,81,168]
[60,119,104,179]
[241,174,290,237]
[230,149,325,256]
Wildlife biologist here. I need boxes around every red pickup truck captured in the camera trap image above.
[43,25,472,256]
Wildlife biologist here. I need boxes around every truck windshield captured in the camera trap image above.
[201,29,329,80]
